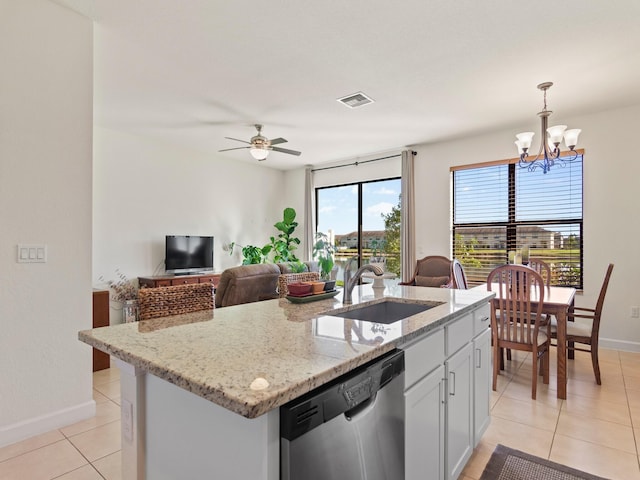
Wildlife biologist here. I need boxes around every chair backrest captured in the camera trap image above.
[591,263,614,338]
[138,283,214,320]
[413,255,452,287]
[278,272,320,297]
[528,258,552,287]
[487,264,546,346]
[451,259,468,289]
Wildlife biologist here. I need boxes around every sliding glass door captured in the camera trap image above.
[316,177,401,284]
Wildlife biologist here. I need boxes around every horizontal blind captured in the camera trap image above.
[452,154,583,288]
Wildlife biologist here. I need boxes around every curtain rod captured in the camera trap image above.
[311,151,416,172]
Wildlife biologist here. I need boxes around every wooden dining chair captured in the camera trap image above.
[487,264,550,399]
[550,263,614,385]
[528,258,552,287]
[451,258,468,289]
[505,257,552,362]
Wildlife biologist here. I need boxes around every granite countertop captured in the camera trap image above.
[79,284,493,419]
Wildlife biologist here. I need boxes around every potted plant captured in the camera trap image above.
[313,231,336,282]
[269,207,301,263]
[99,269,139,322]
[228,208,303,266]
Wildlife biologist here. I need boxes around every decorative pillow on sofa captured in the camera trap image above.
[415,275,450,287]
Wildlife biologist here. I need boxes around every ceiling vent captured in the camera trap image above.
[337,92,375,108]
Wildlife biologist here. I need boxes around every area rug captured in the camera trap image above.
[480,444,609,480]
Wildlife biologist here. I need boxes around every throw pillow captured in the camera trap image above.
[415,275,450,287]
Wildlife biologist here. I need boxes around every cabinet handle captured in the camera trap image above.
[441,378,447,404]
[476,348,481,368]
[481,316,490,323]
[449,372,456,396]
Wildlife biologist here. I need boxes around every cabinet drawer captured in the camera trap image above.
[154,280,171,287]
[402,328,445,389]
[473,303,491,337]
[171,277,199,286]
[198,275,220,286]
[446,314,473,357]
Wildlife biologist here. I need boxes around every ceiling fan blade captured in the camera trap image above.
[269,137,288,145]
[271,146,302,156]
[224,137,252,145]
[218,146,250,152]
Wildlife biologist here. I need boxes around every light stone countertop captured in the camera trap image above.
[79,284,493,418]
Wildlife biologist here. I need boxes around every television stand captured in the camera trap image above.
[138,273,221,289]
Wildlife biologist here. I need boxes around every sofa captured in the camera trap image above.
[215,261,319,308]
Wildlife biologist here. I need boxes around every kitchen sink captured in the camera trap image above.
[327,300,442,324]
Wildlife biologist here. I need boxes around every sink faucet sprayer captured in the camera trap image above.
[343,255,384,304]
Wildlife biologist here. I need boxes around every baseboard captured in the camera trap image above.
[599,337,640,353]
[0,400,96,449]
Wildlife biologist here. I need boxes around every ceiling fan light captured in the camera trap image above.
[563,129,581,149]
[250,147,269,160]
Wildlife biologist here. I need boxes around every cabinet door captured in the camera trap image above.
[446,343,473,480]
[473,328,491,446]
[405,364,445,480]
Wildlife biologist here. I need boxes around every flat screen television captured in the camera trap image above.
[165,235,214,275]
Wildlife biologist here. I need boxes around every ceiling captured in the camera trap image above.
[58,0,640,170]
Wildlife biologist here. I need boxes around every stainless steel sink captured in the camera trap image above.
[327,300,442,324]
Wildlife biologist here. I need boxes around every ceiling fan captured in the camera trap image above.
[219,124,302,161]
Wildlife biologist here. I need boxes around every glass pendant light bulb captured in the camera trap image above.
[563,129,581,149]
[515,132,535,150]
[547,125,567,146]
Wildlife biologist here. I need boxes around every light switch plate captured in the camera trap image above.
[17,244,47,263]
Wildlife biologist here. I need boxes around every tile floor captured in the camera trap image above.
[1,349,640,479]
[0,366,122,480]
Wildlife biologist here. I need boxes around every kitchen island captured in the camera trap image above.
[79,283,494,479]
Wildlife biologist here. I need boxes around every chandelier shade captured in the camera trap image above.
[515,82,581,174]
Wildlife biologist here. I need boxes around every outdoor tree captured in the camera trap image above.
[382,197,401,276]
[454,234,482,268]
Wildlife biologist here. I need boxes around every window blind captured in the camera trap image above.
[452,153,583,287]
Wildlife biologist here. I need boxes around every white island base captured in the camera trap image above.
[117,360,280,480]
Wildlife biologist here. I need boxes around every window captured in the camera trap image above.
[452,153,583,288]
[316,177,401,279]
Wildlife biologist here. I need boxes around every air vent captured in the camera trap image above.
[337,92,375,108]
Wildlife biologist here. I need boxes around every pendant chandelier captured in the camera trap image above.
[514,82,581,174]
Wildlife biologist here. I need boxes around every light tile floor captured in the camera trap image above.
[1,349,640,479]
[461,348,640,480]
[0,366,122,480]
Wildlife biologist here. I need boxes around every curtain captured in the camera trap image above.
[304,165,314,261]
[401,150,416,283]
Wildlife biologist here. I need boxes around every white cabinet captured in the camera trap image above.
[402,302,491,480]
[473,327,491,445]
[405,364,445,480]
[445,342,473,480]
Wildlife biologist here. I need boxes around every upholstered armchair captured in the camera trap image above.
[399,255,452,287]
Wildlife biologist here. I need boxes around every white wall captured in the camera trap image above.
[413,103,640,350]
[0,0,94,447]
[93,127,287,318]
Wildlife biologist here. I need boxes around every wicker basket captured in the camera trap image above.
[278,272,320,298]
[138,283,214,320]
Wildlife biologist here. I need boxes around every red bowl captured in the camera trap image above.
[287,283,312,295]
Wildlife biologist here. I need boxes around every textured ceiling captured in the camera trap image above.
[57,0,640,170]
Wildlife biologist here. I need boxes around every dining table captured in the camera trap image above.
[471,283,576,399]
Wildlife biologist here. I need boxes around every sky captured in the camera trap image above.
[316,178,401,236]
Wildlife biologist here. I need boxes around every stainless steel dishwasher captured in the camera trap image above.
[280,349,405,480]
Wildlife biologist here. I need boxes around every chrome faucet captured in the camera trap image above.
[343,256,384,304]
